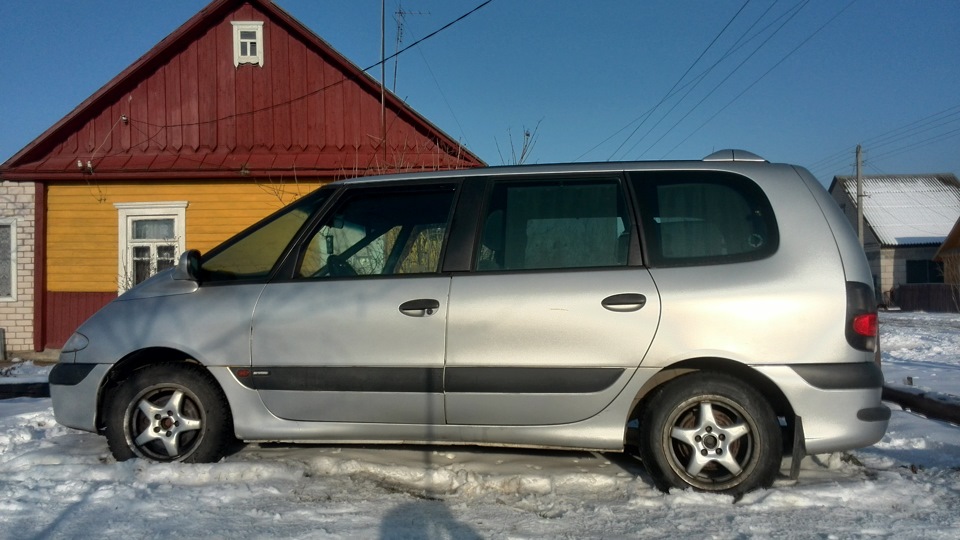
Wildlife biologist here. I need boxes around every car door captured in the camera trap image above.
[444,175,661,425]
[249,183,458,424]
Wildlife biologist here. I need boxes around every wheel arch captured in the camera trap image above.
[95,347,227,433]
[628,358,797,450]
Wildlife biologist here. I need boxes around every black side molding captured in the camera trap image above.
[232,366,626,394]
[233,366,443,393]
[445,367,625,394]
[790,362,884,390]
[49,363,98,386]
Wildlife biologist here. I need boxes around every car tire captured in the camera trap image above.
[638,372,781,496]
[104,363,232,463]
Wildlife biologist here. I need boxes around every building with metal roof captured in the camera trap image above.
[0,0,484,353]
[829,173,960,310]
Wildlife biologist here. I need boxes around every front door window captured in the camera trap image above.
[296,187,456,279]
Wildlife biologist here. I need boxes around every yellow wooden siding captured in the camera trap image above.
[47,181,325,292]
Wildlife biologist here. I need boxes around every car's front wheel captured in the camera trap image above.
[104,363,231,463]
[638,372,782,496]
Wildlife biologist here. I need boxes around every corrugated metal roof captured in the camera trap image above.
[836,174,960,246]
[0,0,484,181]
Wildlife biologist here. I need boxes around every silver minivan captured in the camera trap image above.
[50,150,889,496]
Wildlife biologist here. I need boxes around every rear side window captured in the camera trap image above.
[630,171,778,267]
[475,177,631,271]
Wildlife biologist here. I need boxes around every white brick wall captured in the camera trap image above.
[0,181,35,354]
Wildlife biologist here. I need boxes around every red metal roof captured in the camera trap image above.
[1,0,483,182]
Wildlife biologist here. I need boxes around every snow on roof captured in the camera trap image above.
[836,174,960,246]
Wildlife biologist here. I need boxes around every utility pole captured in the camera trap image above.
[380,0,387,166]
[856,144,864,247]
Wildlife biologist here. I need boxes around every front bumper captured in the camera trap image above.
[49,363,112,433]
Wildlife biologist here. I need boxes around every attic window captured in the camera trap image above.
[232,21,264,67]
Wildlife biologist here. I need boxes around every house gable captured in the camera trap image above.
[0,0,482,182]
[936,217,960,261]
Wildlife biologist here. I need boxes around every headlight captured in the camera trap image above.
[61,332,89,353]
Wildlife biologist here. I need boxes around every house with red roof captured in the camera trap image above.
[0,0,483,353]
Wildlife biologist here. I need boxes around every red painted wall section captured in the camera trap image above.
[45,292,117,349]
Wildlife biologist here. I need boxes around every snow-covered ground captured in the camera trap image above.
[1,312,958,539]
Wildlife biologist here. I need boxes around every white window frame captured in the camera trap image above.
[115,202,187,293]
[232,21,264,67]
[0,218,16,302]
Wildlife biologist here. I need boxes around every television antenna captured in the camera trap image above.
[393,4,429,92]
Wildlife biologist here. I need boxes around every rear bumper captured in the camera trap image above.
[756,363,890,454]
[49,363,111,433]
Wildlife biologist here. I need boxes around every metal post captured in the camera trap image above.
[0,328,6,362]
[856,144,864,247]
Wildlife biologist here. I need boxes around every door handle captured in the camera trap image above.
[601,293,647,312]
[399,299,440,317]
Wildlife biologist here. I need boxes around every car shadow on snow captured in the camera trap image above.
[379,500,483,540]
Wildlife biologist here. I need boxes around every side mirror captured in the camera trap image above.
[173,249,201,282]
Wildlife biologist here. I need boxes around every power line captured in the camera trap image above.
[604,0,752,161]
[808,103,960,177]
[129,1,494,132]
[615,0,781,161]
[632,0,809,159]
[378,1,492,74]
[809,104,960,170]
[405,21,471,149]
[660,0,857,159]
[867,126,960,164]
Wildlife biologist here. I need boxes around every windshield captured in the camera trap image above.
[201,193,328,282]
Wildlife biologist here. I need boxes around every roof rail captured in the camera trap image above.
[702,149,767,162]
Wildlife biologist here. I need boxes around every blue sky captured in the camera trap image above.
[1,1,958,185]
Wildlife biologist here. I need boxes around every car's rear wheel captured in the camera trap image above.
[638,372,781,496]
[104,363,231,463]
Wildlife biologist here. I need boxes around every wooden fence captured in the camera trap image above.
[891,284,958,312]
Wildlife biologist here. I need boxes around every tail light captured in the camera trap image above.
[846,282,877,352]
[853,313,878,337]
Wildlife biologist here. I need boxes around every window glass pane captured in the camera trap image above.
[240,42,249,56]
[132,246,151,285]
[632,171,778,267]
[0,224,10,297]
[906,260,926,283]
[133,219,174,240]
[240,30,257,40]
[249,42,257,56]
[907,260,944,284]
[476,179,629,271]
[157,245,177,273]
[397,226,446,274]
[203,194,325,281]
[298,188,455,278]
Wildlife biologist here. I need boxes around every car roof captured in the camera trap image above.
[336,151,783,187]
